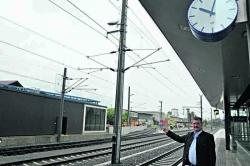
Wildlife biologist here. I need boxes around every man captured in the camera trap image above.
[163,117,216,166]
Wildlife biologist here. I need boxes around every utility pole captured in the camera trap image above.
[111,0,128,164]
[200,94,203,119]
[159,101,163,127]
[211,108,213,130]
[187,108,190,129]
[57,67,67,142]
[127,86,130,126]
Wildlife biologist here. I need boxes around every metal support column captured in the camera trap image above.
[187,108,190,129]
[246,0,250,141]
[200,94,203,119]
[160,101,163,127]
[127,86,130,126]
[57,67,67,142]
[211,108,213,130]
[224,96,230,150]
[111,0,128,164]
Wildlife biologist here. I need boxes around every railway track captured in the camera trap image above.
[1,129,218,166]
[135,128,220,166]
[137,145,184,166]
[0,129,190,156]
[0,132,180,166]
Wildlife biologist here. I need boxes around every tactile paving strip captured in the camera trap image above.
[216,138,226,166]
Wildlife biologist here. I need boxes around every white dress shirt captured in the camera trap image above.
[188,130,202,165]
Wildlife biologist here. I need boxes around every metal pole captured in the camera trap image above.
[160,101,163,127]
[111,0,128,163]
[127,86,130,126]
[57,67,67,142]
[224,96,230,150]
[211,108,213,130]
[200,94,203,119]
[187,108,190,129]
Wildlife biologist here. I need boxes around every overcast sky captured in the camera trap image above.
[0,0,222,120]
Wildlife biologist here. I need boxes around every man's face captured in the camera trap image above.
[192,119,202,132]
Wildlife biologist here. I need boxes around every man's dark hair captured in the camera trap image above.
[193,117,202,123]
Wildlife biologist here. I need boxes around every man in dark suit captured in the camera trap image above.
[163,117,216,166]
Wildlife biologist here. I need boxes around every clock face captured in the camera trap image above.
[187,0,238,34]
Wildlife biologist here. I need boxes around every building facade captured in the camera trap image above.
[0,83,107,136]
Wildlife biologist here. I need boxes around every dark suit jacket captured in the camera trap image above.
[166,130,216,166]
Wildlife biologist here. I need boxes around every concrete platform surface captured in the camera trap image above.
[0,132,112,147]
[214,129,237,166]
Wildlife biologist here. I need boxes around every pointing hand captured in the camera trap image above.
[163,128,169,133]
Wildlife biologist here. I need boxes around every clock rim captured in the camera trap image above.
[190,23,235,42]
[186,0,239,35]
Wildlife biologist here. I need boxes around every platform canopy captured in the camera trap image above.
[139,0,250,110]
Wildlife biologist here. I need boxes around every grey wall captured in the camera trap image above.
[138,113,153,121]
[0,88,85,136]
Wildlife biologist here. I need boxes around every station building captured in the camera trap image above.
[0,81,107,137]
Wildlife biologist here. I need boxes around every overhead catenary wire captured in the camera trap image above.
[0,40,155,100]
[66,78,89,93]
[125,50,182,97]
[0,40,115,85]
[127,23,188,95]
[107,1,187,97]
[109,0,187,79]
[129,5,194,93]
[0,53,61,73]
[66,0,119,41]
[85,90,114,99]
[133,59,169,68]
[0,2,170,102]
[0,68,55,85]
[87,51,117,58]
[59,0,176,99]
[0,15,112,73]
[47,0,173,100]
[48,0,119,47]
[108,0,193,97]
[124,48,161,71]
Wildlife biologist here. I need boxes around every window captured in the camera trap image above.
[84,106,106,131]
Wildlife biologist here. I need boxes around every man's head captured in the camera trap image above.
[192,117,203,132]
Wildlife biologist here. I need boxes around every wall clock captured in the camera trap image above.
[187,0,238,42]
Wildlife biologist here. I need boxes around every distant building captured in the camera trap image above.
[171,108,179,117]
[137,111,165,126]
[122,110,154,126]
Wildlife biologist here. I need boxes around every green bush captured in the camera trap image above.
[151,125,159,129]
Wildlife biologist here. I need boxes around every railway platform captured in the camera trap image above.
[0,132,112,148]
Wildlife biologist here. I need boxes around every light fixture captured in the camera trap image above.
[232,75,240,79]
[199,68,206,72]
[178,24,191,32]
[0,138,2,143]
[107,21,119,26]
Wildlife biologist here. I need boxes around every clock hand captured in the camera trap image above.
[199,8,215,15]
[210,0,216,17]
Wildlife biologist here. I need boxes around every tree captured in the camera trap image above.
[107,108,115,125]
[122,112,128,123]
[203,119,208,126]
[106,108,128,125]
[167,111,172,115]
